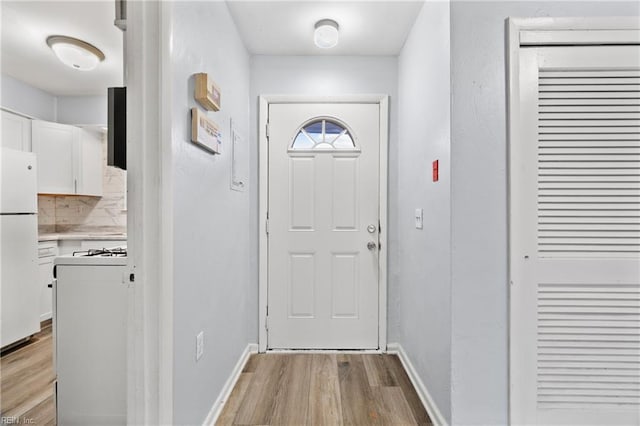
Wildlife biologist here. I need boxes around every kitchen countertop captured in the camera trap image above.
[38,233,127,242]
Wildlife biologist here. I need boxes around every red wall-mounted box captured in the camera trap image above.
[433,160,439,182]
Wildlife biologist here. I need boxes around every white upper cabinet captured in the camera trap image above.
[1,110,32,151]
[32,120,78,194]
[78,129,103,197]
[32,120,103,196]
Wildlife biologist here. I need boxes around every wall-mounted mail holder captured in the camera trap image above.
[191,108,221,154]
[194,73,221,111]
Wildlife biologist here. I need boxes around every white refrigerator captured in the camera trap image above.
[0,148,40,348]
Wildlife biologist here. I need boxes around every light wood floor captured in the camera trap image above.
[216,353,432,426]
[1,321,56,425]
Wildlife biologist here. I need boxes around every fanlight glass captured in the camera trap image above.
[291,119,356,151]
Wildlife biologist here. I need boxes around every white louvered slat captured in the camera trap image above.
[539,91,640,99]
[539,115,640,122]
[538,105,640,112]
[539,134,639,140]
[539,70,640,79]
[537,70,640,256]
[537,281,640,409]
[539,127,639,134]
[539,84,640,92]
[540,78,640,86]
[540,98,640,106]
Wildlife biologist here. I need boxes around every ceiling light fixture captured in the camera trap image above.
[46,35,105,71]
[314,19,339,49]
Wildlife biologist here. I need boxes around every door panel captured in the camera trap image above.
[290,157,315,230]
[332,157,358,230]
[268,103,380,349]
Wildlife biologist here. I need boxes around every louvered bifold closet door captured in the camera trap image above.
[512,45,640,426]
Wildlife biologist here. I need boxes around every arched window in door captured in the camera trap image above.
[290,118,357,151]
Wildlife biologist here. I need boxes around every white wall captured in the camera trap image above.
[449,1,640,424]
[1,73,56,121]
[396,0,451,422]
[168,2,251,424]
[248,55,399,341]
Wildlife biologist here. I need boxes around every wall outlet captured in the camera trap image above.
[196,331,204,361]
[415,208,423,229]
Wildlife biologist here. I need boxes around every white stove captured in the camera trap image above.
[54,246,127,266]
[53,245,128,424]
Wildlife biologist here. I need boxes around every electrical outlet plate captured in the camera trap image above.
[196,331,204,361]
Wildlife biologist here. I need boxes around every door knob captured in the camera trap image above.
[367,241,377,251]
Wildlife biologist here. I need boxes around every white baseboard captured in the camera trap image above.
[387,342,448,426]
[202,343,259,426]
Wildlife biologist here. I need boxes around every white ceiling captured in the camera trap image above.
[1,1,123,96]
[0,1,422,96]
[227,1,425,56]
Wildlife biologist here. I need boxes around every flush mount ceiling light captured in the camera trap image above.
[46,35,105,71]
[314,19,339,49]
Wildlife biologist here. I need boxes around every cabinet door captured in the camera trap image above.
[38,257,54,321]
[78,129,103,196]
[32,120,79,194]
[1,110,31,151]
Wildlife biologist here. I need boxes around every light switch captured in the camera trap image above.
[415,208,423,229]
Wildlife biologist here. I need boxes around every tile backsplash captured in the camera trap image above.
[38,136,127,234]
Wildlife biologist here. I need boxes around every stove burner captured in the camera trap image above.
[73,247,127,257]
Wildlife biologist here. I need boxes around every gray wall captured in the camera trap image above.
[1,74,107,126]
[248,55,400,342]
[169,2,251,424]
[57,95,107,126]
[396,1,451,422]
[449,1,640,424]
[1,73,56,121]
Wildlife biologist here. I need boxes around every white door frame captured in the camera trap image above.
[258,95,389,352]
[126,1,174,424]
[506,17,640,424]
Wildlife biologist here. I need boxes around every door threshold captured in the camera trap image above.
[266,348,385,354]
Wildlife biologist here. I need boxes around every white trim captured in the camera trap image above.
[387,343,447,426]
[258,96,269,352]
[506,17,640,426]
[265,349,384,354]
[126,1,173,424]
[378,96,388,351]
[520,29,640,45]
[258,94,389,353]
[509,17,640,36]
[202,343,258,426]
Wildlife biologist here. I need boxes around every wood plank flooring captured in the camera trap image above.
[2,326,432,426]
[1,321,56,425]
[217,353,432,426]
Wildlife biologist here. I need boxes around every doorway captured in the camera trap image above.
[258,96,389,351]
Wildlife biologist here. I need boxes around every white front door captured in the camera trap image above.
[267,102,381,349]
[510,44,640,424]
